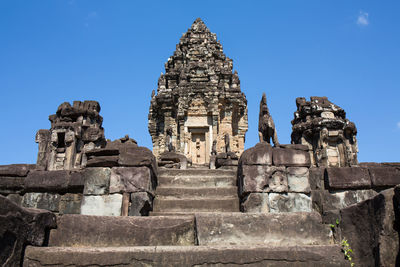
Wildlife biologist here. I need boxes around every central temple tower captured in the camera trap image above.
[148,18,248,164]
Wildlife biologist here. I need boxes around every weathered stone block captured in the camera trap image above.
[48,214,195,246]
[269,193,312,213]
[25,170,69,192]
[118,146,155,167]
[23,245,348,266]
[6,193,22,205]
[110,167,153,194]
[0,164,34,177]
[268,167,287,192]
[80,194,123,216]
[272,147,311,167]
[241,193,269,213]
[83,167,111,195]
[0,176,25,193]
[216,158,238,168]
[326,167,371,189]
[195,212,331,246]
[129,192,153,216]
[239,142,272,165]
[159,152,187,169]
[22,193,61,212]
[339,186,399,266]
[240,165,270,194]
[311,189,378,213]
[59,193,82,214]
[309,167,324,190]
[287,167,310,193]
[24,170,85,193]
[68,171,85,189]
[85,155,119,167]
[0,195,56,267]
[369,166,400,187]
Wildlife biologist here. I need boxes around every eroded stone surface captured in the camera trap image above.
[0,164,34,177]
[25,170,84,193]
[287,167,310,193]
[326,167,371,189]
[311,189,378,213]
[110,167,154,194]
[80,194,122,216]
[22,192,61,212]
[239,142,273,165]
[272,147,311,167]
[339,186,400,266]
[196,212,331,246]
[0,195,56,267]
[24,245,348,267]
[269,193,312,213]
[269,168,288,192]
[242,193,269,213]
[59,193,82,214]
[48,214,195,246]
[129,192,153,216]
[83,167,111,195]
[369,166,400,187]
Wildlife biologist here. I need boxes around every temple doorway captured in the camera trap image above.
[188,127,210,165]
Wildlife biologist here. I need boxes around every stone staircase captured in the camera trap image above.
[152,168,239,215]
[23,168,348,266]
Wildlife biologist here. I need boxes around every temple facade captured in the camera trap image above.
[148,18,248,164]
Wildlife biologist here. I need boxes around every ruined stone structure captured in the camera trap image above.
[148,18,248,165]
[291,96,358,167]
[35,101,106,171]
[1,19,399,267]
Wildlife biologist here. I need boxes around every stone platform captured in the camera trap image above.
[23,212,347,266]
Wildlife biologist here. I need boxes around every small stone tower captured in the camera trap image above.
[291,96,358,167]
[148,18,248,165]
[35,101,106,170]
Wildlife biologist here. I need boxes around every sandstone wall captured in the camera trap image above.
[238,142,400,214]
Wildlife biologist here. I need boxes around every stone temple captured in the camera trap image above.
[1,18,400,267]
[148,18,248,165]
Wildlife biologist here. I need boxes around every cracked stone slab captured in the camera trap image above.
[48,214,195,247]
[24,245,347,266]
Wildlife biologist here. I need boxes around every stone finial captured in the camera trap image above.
[291,96,358,167]
[258,93,279,146]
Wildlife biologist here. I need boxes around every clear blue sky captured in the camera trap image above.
[0,0,399,164]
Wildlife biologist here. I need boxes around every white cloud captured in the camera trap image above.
[397,122,400,129]
[357,11,369,26]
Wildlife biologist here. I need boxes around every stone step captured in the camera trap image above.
[158,175,236,187]
[194,212,332,246]
[158,168,236,177]
[155,186,238,198]
[24,245,348,267]
[153,197,240,212]
[48,214,195,247]
[149,211,242,216]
